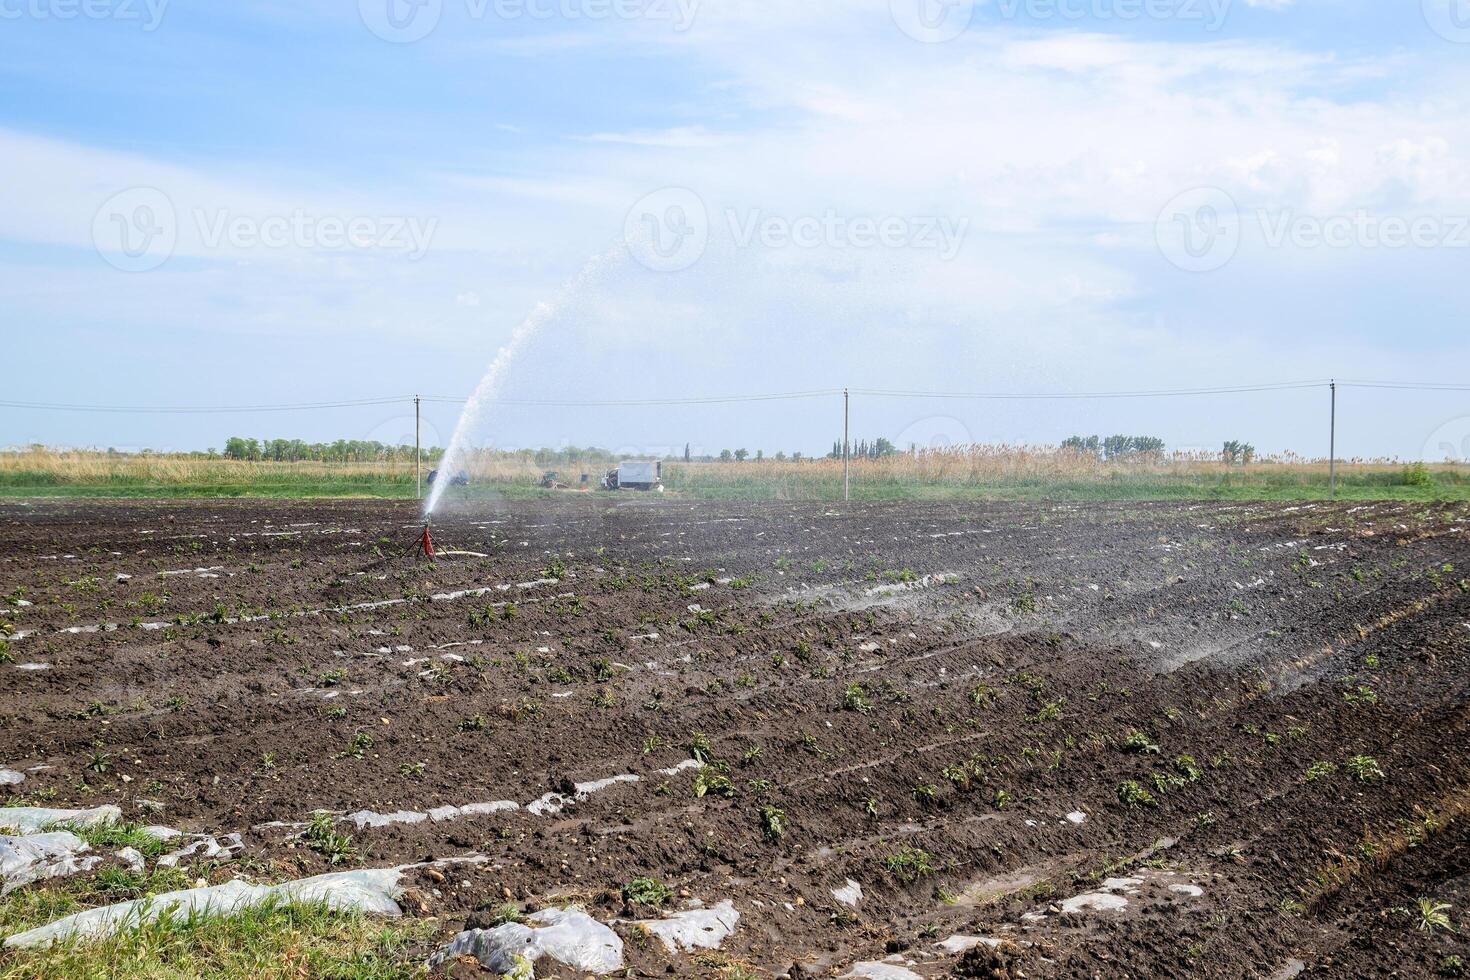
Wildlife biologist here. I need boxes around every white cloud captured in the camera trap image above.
[7,6,1470,457]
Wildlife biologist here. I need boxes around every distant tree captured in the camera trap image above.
[1132,436,1166,457]
[775,451,787,461]
[1222,440,1256,466]
[224,437,262,461]
[792,452,803,462]
[683,442,691,463]
[719,449,733,462]
[755,449,764,461]
[873,437,897,457]
[735,448,749,462]
[1103,435,1133,461]
[1060,435,1102,458]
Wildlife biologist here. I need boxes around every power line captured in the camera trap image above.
[1338,380,1470,392]
[852,380,1331,401]
[420,389,843,407]
[1,379,1464,414]
[0,397,409,415]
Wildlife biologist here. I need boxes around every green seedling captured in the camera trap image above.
[1117,780,1157,808]
[622,877,674,907]
[884,847,938,882]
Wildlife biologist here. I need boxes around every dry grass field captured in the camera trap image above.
[1,447,1467,501]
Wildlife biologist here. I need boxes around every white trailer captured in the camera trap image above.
[602,461,663,491]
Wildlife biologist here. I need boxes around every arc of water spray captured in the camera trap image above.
[424,242,630,516]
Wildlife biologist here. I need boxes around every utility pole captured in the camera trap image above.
[415,395,422,501]
[1328,380,1337,499]
[843,388,850,503]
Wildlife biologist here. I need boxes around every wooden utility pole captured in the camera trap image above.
[843,388,850,502]
[1329,380,1337,499]
[415,395,422,501]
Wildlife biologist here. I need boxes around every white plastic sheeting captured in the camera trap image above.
[157,833,243,868]
[342,771,642,829]
[4,866,411,949]
[526,775,640,818]
[832,879,863,907]
[346,809,429,829]
[0,770,24,786]
[0,805,122,835]
[430,907,623,975]
[631,900,739,953]
[0,832,98,895]
[938,934,1002,954]
[843,961,923,980]
[1057,876,1143,916]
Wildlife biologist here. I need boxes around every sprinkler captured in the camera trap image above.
[418,520,436,560]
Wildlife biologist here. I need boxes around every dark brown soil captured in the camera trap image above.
[2,496,1468,978]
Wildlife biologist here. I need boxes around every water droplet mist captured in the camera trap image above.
[423,243,629,516]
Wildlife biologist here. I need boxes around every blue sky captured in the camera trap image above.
[4,0,1470,461]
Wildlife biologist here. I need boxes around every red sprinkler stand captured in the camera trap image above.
[419,525,436,559]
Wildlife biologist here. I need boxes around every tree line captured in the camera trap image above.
[1060,435,1166,460]
[830,438,899,459]
[222,438,443,463]
[1061,435,1258,465]
[219,434,1261,467]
